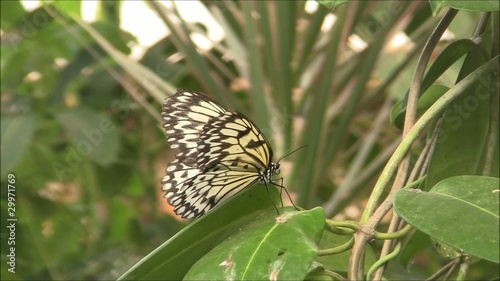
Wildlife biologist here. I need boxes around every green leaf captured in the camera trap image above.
[391,39,483,129]
[185,207,325,280]
[303,261,328,280]
[317,0,350,9]
[118,186,285,280]
[425,40,490,190]
[109,197,137,242]
[52,1,82,18]
[391,85,449,129]
[0,0,26,30]
[1,114,36,178]
[394,175,500,263]
[73,17,176,103]
[55,107,120,167]
[429,0,499,16]
[398,229,433,267]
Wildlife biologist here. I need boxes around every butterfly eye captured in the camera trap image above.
[272,163,280,175]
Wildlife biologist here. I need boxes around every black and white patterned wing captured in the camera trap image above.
[162,90,227,162]
[161,90,275,219]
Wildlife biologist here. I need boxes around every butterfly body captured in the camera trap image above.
[162,90,279,219]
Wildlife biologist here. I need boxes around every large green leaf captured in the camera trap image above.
[391,85,449,129]
[391,39,482,129]
[118,186,284,280]
[1,114,36,178]
[425,39,490,190]
[184,207,325,280]
[55,107,120,168]
[394,175,500,263]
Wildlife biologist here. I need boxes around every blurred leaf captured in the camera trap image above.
[185,207,325,280]
[0,0,26,30]
[118,186,282,280]
[50,21,135,107]
[95,163,136,197]
[52,1,82,17]
[404,4,432,36]
[429,0,499,16]
[398,229,433,268]
[4,1,496,279]
[1,265,23,281]
[393,39,484,129]
[55,107,120,167]
[50,47,108,106]
[110,197,138,241]
[147,1,233,107]
[1,114,36,178]
[394,176,500,263]
[9,134,73,186]
[73,17,176,103]
[425,40,490,190]
[80,68,121,108]
[317,0,349,9]
[1,8,61,92]
[90,21,134,54]
[391,85,449,129]
[15,195,86,280]
[139,37,183,83]
[422,39,485,89]
[99,1,122,24]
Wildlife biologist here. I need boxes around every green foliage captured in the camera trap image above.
[395,176,500,263]
[119,186,282,280]
[390,39,485,129]
[1,0,498,280]
[1,114,36,177]
[429,0,499,15]
[185,207,324,280]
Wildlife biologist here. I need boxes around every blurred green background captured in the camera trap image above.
[1,1,498,280]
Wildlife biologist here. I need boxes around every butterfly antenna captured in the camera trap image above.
[277,145,308,163]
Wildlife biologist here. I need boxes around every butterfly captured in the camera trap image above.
[161,89,296,219]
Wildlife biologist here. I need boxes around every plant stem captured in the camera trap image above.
[349,54,499,280]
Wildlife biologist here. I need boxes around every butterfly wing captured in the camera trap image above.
[162,90,274,219]
[162,90,227,162]
[163,158,261,218]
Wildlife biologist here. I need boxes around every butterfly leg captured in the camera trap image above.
[265,182,280,214]
[278,177,285,208]
[271,178,299,211]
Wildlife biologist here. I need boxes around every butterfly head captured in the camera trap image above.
[259,162,280,184]
[270,162,280,176]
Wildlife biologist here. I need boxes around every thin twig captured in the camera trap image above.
[425,258,460,281]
